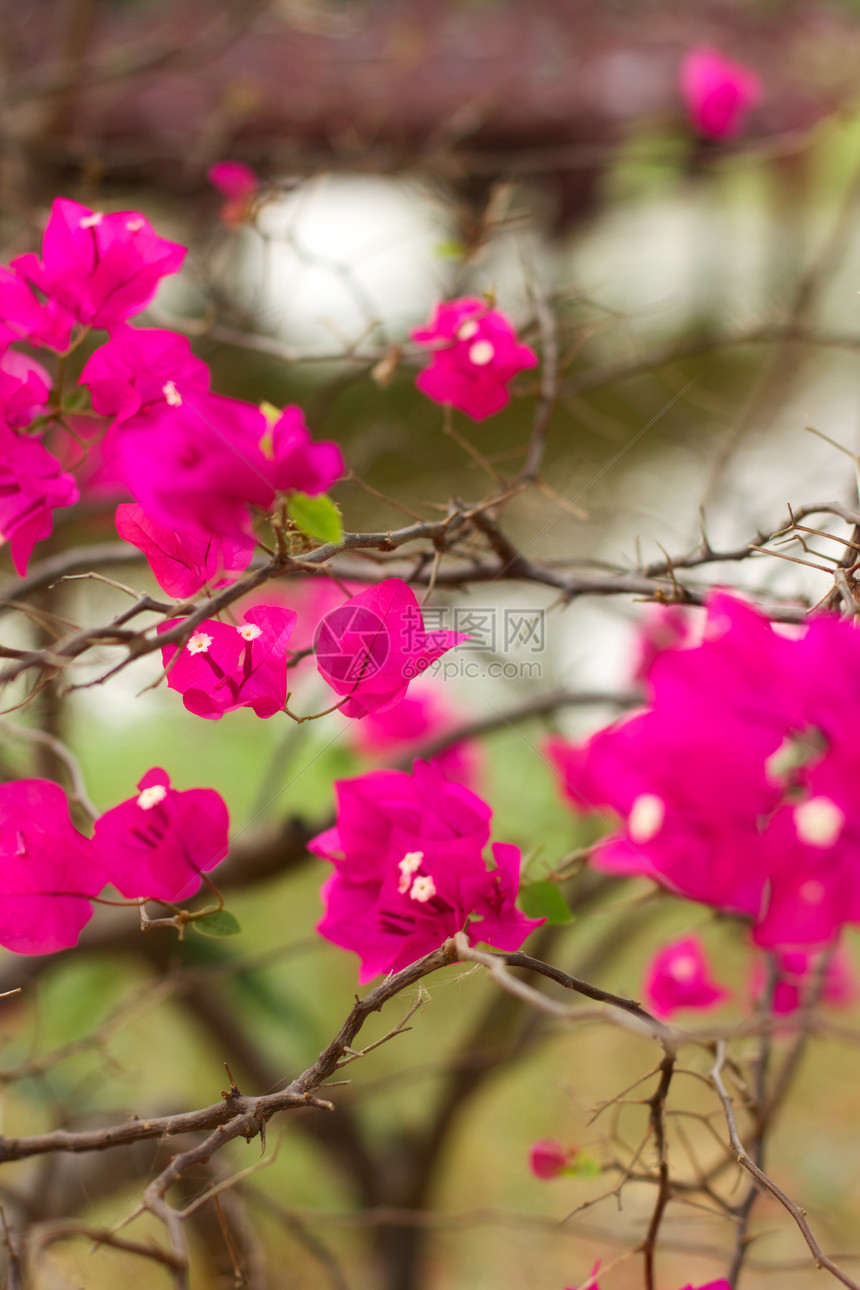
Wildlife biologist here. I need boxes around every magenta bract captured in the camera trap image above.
[643,936,729,1019]
[0,779,105,954]
[680,47,762,140]
[263,405,345,496]
[80,325,211,423]
[159,605,297,719]
[11,199,187,331]
[314,579,468,718]
[549,591,860,951]
[0,266,76,352]
[0,429,80,574]
[93,768,229,903]
[310,759,542,983]
[411,297,538,421]
[115,503,254,599]
[208,160,259,226]
[0,350,51,431]
[529,1138,574,1180]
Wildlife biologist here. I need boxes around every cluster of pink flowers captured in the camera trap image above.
[0,770,229,955]
[0,195,344,579]
[549,593,860,958]
[309,759,542,981]
[411,297,537,421]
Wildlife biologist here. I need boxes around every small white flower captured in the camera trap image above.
[126,218,145,232]
[669,955,697,982]
[794,797,844,849]
[79,212,103,228]
[236,623,262,642]
[187,632,214,655]
[628,794,665,844]
[409,875,436,903]
[457,319,479,341]
[162,380,182,406]
[137,784,167,810]
[397,850,424,893]
[468,339,495,366]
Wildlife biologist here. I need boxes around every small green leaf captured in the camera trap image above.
[62,388,89,412]
[193,910,242,938]
[518,880,573,925]
[288,492,343,546]
[435,238,465,260]
[564,1152,601,1178]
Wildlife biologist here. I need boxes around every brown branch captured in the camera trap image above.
[710,1041,860,1290]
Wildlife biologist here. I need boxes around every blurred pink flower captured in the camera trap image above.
[12,198,186,330]
[644,935,729,1018]
[160,604,297,719]
[411,297,538,421]
[208,160,260,226]
[0,429,79,574]
[115,502,254,599]
[350,686,482,787]
[314,579,468,718]
[680,47,762,140]
[93,768,229,904]
[529,1138,576,1179]
[0,779,104,954]
[752,946,856,1015]
[631,603,695,683]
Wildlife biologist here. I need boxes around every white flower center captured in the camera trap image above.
[457,319,479,341]
[670,955,697,982]
[397,850,424,894]
[794,797,844,848]
[162,380,182,406]
[628,794,665,843]
[236,623,262,642]
[126,218,145,232]
[799,879,826,906]
[187,632,213,655]
[468,339,495,366]
[409,875,436,903]
[79,212,103,228]
[137,784,167,810]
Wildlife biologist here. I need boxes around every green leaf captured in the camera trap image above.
[62,387,90,412]
[518,880,573,925]
[192,910,242,938]
[564,1151,601,1178]
[288,492,343,546]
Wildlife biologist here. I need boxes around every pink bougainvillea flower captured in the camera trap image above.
[208,160,260,226]
[411,297,538,421]
[631,603,696,683]
[0,266,76,352]
[643,935,729,1018]
[751,945,856,1016]
[159,604,297,719]
[0,349,52,431]
[680,47,762,140]
[550,590,860,951]
[106,393,342,542]
[11,198,186,331]
[0,779,105,954]
[93,768,229,903]
[310,759,541,982]
[107,392,274,541]
[546,703,778,918]
[79,325,211,424]
[0,429,79,574]
[529,1139,576,1179]
[261,404,345,496]
[115,502,254,599]
[315,579,468,718]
